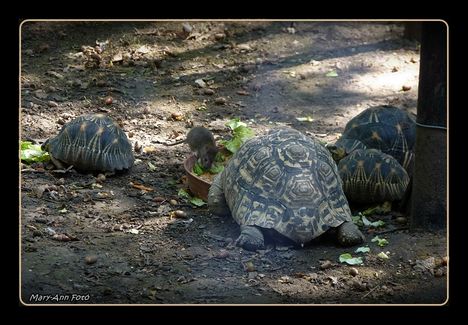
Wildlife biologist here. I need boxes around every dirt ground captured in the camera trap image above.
[20,21,447,305]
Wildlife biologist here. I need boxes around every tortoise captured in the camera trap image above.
[337,149,410,204]
[208,128,364,251]
[328,105,416,174]
[42,114,134,173]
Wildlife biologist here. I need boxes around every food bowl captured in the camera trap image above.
[183,147,230,201]
[183,154,212,201]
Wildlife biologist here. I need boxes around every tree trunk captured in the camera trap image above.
[403,22,422,42]
[410,22,447,230]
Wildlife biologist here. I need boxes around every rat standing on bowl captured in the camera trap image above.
[165,126,218,169]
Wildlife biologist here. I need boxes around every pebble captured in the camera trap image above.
[244,261,255,272]
[320,260,333,270]
[216,249,229,259]
[96,174,106,183]
[85,255,98,265]
[171,112,183,121]
[195,79,207,88]
[395,217,407,224]
[203,88,215,95]
[349,267,359,276]
[248,272,257,279]
[174,210,187,218]
[442,256,448,266]
[214,97,226,105]
[214,33,226,40]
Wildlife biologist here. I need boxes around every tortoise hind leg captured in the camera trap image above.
[235,225,265,251]
[336,221,365,247]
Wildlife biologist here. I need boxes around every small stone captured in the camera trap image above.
[402,85,412,91]
[169,199,178,206]
[236,44,252,51]
[154,196,165,203]
[349,267,359,276]
[32,230,42,237]
[248,272,257,279]
[203,88,215,96]
[34,89,48,99]
[434,267,446,277]
[171,112,184,121]
[174,210,187,218]
[350,279,367,291]
[320,260,333,270]
[195,79,207,88]
[442,256,448,266]
[182,23,193,33]
[216,249,229,259]
[85,255,98,265]
[395,217,407,224]
[47,101,59,107]
[214,33,226,41]
[214,97,226,105]
[96,174,106,183]
[244,261,255,272]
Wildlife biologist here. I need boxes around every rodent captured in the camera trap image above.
[165,126,218,169]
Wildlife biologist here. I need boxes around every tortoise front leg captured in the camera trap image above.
[207,172,230,217]
[49,154,66,170]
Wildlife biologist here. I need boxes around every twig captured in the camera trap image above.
[97,88,126,94]
[28,96,49,106]
[50,165,75,174]
[134,28,159,36]
[362,285,380,299]
[374,227,408,235]
[21,168,43,173]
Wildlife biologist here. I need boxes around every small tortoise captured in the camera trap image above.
[328,105,416,173]
[208,128,364,251]
[42,114,134,172]
[337,149,410,204]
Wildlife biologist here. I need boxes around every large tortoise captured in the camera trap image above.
[42,114,134,173]
[328,105,416,173]
[208,128,364,251]
[337,149,410,204]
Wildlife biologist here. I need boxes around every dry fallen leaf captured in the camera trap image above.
[130,182,154,192]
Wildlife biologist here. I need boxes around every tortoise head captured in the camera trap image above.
[327,144,347,162]
[327,138,367,162]
[41,139,51,152]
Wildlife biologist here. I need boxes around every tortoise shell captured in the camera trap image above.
[338,149,410,204]
[336,105,415,172]
[44,114,134,172]
[210,128,353,244]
